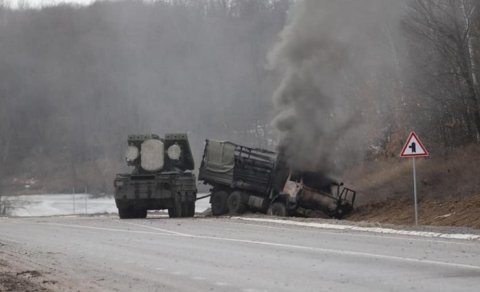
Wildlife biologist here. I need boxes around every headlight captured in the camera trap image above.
[167,144,182,160]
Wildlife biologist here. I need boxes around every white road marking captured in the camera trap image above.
[24,220,480,271]
[37,222,176,236]
[214,281,230,286]
[0,236,22,245]
[123,222,190,237]
[231,217,480,241]
[10,216,475,245]
[192,276,206,281]
[155,267,165,271]
[193,234,480,271]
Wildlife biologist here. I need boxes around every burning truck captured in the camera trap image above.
[198,140,356,218]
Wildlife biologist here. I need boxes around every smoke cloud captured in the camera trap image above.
[269,0,405,175]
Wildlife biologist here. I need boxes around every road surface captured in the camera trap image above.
[1,216,479,291]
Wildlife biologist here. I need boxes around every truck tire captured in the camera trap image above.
[211,190,228,216]
[227,191,247,215]
[168,201,183,218]
[268,202,287,217]
[181,202,195,217]
[334,203,353,219]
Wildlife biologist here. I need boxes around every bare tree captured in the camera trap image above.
[403,0,480,145]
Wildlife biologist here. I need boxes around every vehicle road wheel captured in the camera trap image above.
[182,202,195,217]
[168,201,183,218]
[211,190,228,216]
[167,208,176,218]
[268,202,287,217]
[118,207,132,219]
[135,208,147,219]
[227,191,247,215]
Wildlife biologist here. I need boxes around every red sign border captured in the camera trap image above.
[400,131,429,158]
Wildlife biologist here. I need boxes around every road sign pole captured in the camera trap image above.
[72,187,76,215]
[412,157,418,226]
[401,131,428,226]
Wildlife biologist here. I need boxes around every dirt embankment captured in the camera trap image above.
[348,193,480,229]
[343,144,480,228]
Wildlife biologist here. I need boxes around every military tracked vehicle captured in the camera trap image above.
[198,140,356,218]
[114,133,197,219]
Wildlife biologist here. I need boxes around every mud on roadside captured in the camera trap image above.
[0,240,59,292]
[0,259,53,292]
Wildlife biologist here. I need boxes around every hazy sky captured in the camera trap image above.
[5,1,164,8]
[6,0,101,8]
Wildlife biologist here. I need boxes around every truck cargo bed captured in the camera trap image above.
[199,140,277,196]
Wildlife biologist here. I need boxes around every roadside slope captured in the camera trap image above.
[342,144,480,228]
[348,193,480,229]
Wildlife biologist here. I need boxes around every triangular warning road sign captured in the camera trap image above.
[400,131,429,158]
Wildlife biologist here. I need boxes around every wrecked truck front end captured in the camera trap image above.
[328,183,356,218]
[281,174,356,219]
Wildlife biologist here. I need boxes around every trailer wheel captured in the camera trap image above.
[268,202,287,217]
[227,191,247,215]
[211,190,228,216]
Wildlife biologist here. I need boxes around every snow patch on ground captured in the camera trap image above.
[232,217,480,241]
[2,194,117,217]
[2,193,211,217]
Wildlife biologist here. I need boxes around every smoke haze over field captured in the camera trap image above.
[269,0,406,175]
[1,0,479,196]
[0,0,289,194]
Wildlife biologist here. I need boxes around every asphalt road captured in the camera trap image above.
[1,216,480,292]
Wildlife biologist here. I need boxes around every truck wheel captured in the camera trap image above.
[211,191,228,216]
[268,202,287,217]
[227,191,246,215]
[334,203,353,219]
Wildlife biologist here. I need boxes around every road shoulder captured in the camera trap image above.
[0,239,83,292]
[0,248,54,292]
